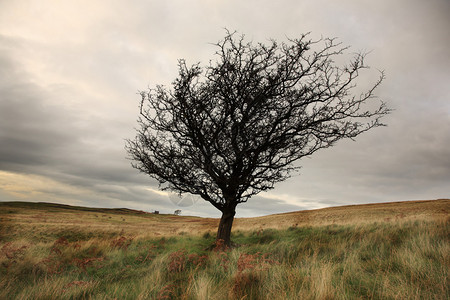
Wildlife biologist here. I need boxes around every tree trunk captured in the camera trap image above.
[216,209,236,248]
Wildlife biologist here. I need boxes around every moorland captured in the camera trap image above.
[0,199,448,299]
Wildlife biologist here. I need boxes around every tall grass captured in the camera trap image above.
[1,216,448,299]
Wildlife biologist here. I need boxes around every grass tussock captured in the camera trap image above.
[0,200,448,299]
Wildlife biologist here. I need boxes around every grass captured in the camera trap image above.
[0,199,448,299]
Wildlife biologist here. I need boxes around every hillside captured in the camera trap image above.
[1,199,448,242]
[0,199,448,299]
[234,198,449,230]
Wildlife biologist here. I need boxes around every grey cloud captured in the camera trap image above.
[0,37,157,198]
[236,195,310,218]
[0,0,448,217]
[0,60,74,171]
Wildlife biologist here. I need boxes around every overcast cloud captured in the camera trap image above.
[0,0,449,218]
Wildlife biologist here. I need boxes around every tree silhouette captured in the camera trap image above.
[126,31,390,247]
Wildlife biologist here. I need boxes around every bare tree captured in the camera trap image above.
[126,31,390,247]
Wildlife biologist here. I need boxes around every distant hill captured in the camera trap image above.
[1,199,448,237]
[233,199,449,231]
[0,201,153,215]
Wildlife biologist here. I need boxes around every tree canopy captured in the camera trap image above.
[126,31,390,246]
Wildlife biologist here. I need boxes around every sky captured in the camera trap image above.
[0,0,449,218]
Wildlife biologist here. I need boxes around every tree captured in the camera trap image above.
[126,31,390,247]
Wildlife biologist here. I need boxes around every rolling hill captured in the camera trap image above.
[0,199,448,299]
[1,199,448,241]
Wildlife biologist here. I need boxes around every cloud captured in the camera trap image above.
[0,43,75,170]
[0,34,158,204]
[0,0,448,218]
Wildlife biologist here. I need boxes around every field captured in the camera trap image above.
[0,199,448,299]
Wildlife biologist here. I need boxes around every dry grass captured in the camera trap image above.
[0,199,448,299]
[233,199,449,231]
[2,199,447,241]
[0,201,219,242]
